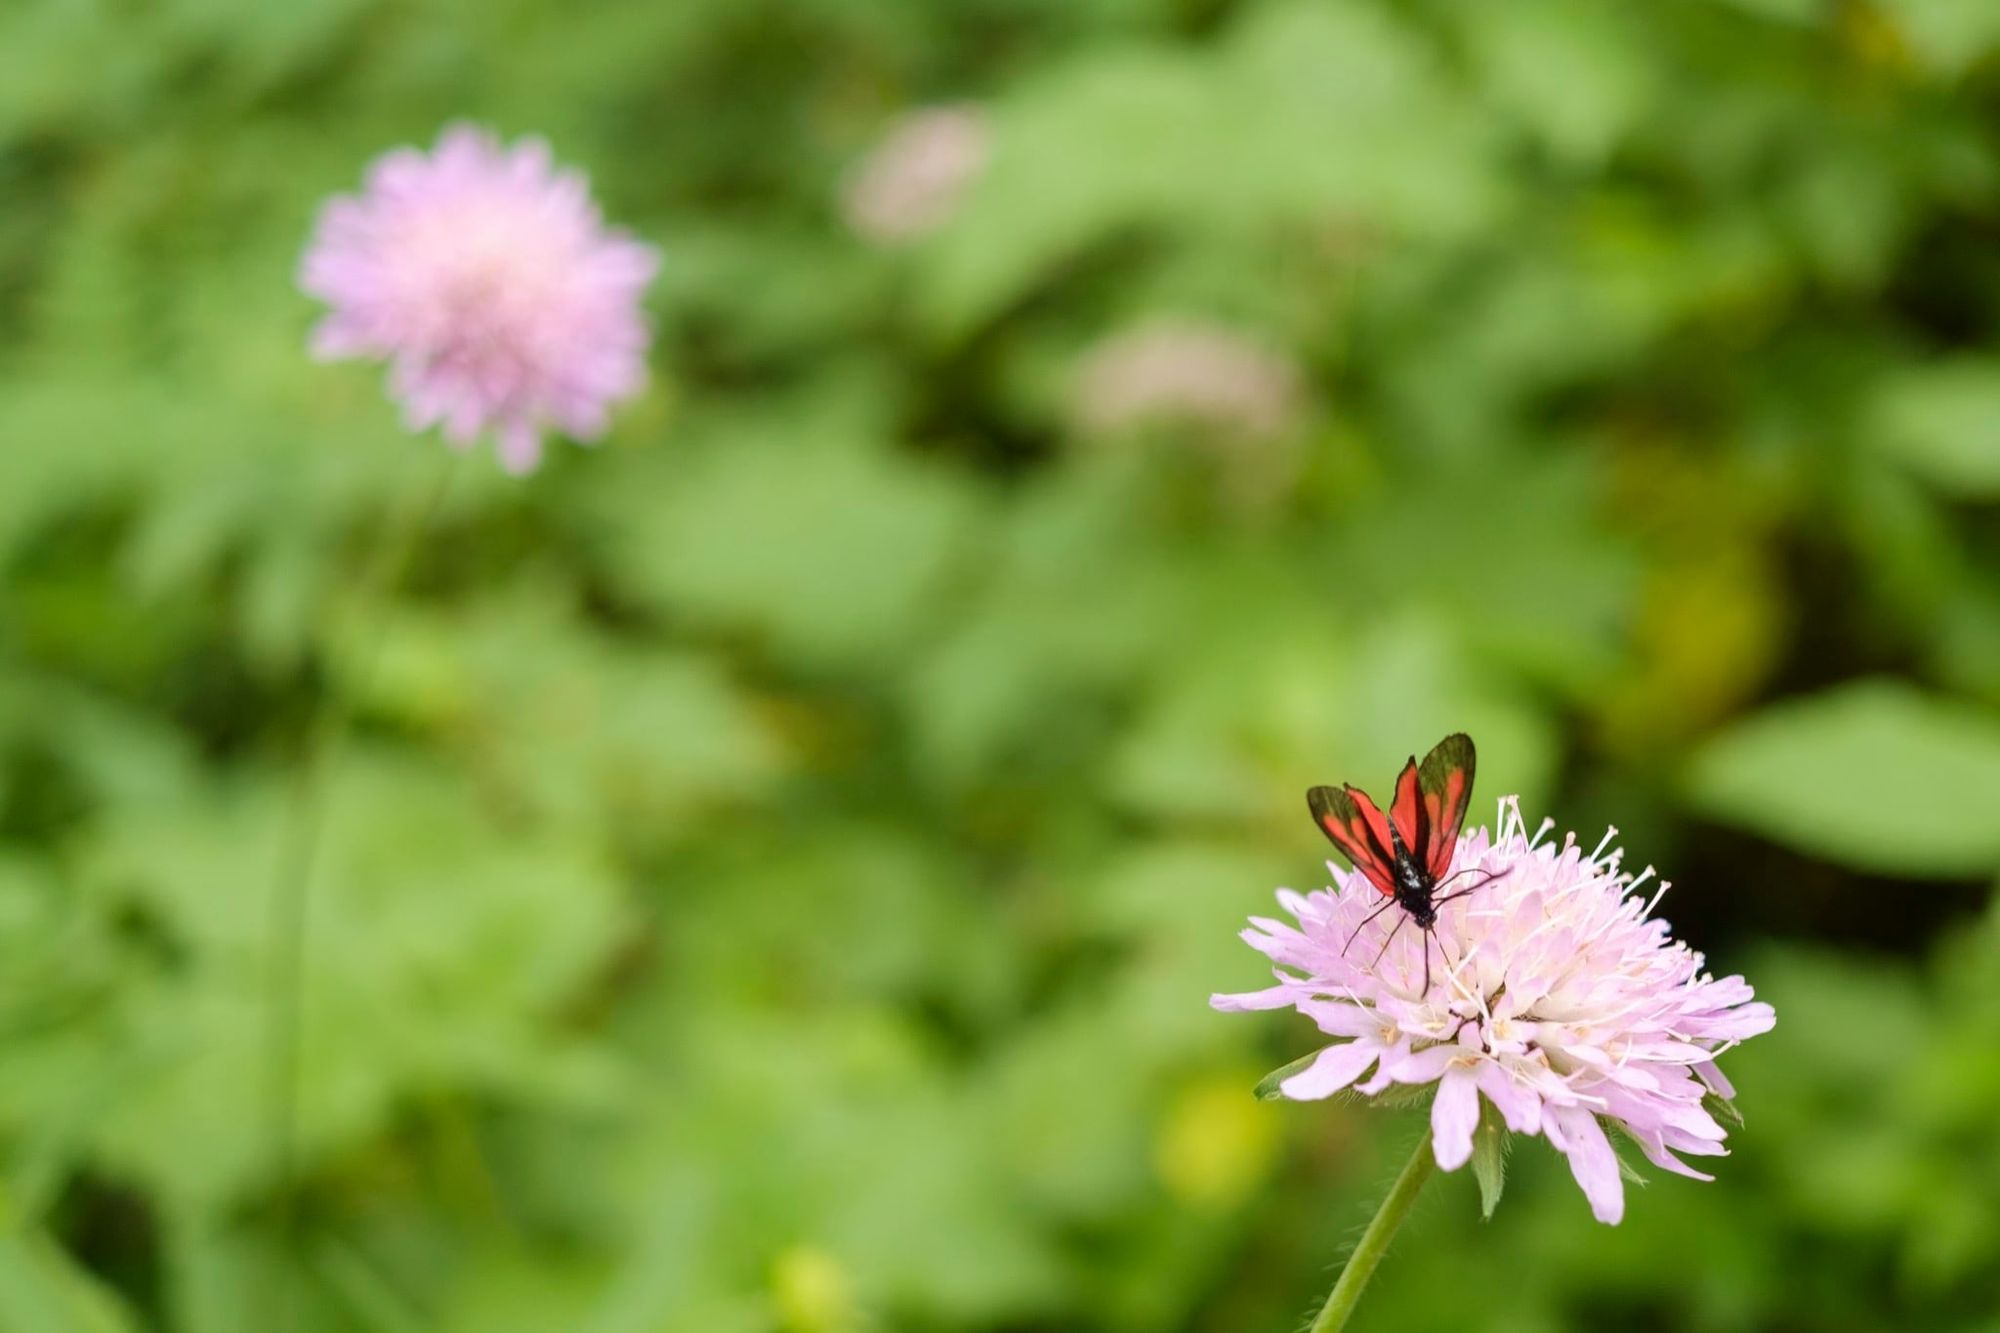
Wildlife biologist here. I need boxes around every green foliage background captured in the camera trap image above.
[4,0,2000,1329]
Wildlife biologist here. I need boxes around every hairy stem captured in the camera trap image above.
[1308,1126,1436,1333]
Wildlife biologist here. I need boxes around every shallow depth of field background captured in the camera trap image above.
[4,2,2000,1330]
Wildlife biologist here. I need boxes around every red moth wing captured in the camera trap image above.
[1415,733,1477,881]
[1388,757,1427,862]
[1307,784,1397,897]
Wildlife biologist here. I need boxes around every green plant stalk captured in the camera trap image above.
[1308,1127,1437,1333]
[260,454,459,1329]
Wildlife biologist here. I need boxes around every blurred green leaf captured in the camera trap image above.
[1867,358,2000,496]
[1879,0,2000,76]
[605,412,984,671]
[0,1233,136,1333]
[76,754,629,1204]
[1686,680,2000,875]
[1464,0,1655,166]
[917,1,1500,337]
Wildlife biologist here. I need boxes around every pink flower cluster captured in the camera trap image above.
[1214,799,1775,1224]
[301,124,658,474]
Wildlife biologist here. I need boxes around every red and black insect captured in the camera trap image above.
[1307,733,1496,992]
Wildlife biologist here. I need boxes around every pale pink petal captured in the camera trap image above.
[1355,1038,1410,1096]
[1693,1060,1736,1100]
[1298,1000,1381,1037]
[1379,1044,1455,1084]
[1475,1062,1542,1135]
[1430,1067,1479,1170]
[497,420,542,474]
[1660,1127,1729,1157]
[1549,1106,1624,1225]
[1632,1134,1716,1182]
[1279,1041,1381,1100]
[1209,985,1305,1012]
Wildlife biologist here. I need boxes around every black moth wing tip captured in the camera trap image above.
[1420,733,1476,786]
[1305,785,1376,866]
[1305,784,1349,819]
[1428,732,1475,762]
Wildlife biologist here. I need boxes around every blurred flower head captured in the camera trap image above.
[841,105,990,245]
[1214,798,1775,1224]
[1071,320,1303,444]
[770,1244,857,1333]
[300,123,659,474]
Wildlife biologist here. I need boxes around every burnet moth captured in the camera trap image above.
[1307,733,1500,993]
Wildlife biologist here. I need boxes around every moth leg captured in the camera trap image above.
[1432,865,1483,892]
[1341,896,1401,959]
[1433,931,1465,999]
[1369,912,1409,975]
[1432,866,1509,908]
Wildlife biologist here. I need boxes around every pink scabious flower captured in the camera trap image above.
[1072,320,1303,444]
[1213,798,1775,1224]
[300,124,658,474]
[840,105,991,245]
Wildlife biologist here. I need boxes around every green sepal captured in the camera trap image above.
[1606,1122,1651,1187]
[1253,1049,1325,1101]
[1702,1090,1745,1129]
[1368,1082,1434,1111]
[1471,1105,1508,1220]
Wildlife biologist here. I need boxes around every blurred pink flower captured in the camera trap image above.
[1072,321,1302,443]
[301,124,658,474]
[1214,798,1774,1225]
[841,105,990,245]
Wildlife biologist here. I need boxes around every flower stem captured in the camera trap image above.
[1308,1127,1437,1333]
[260,454,459,1329]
